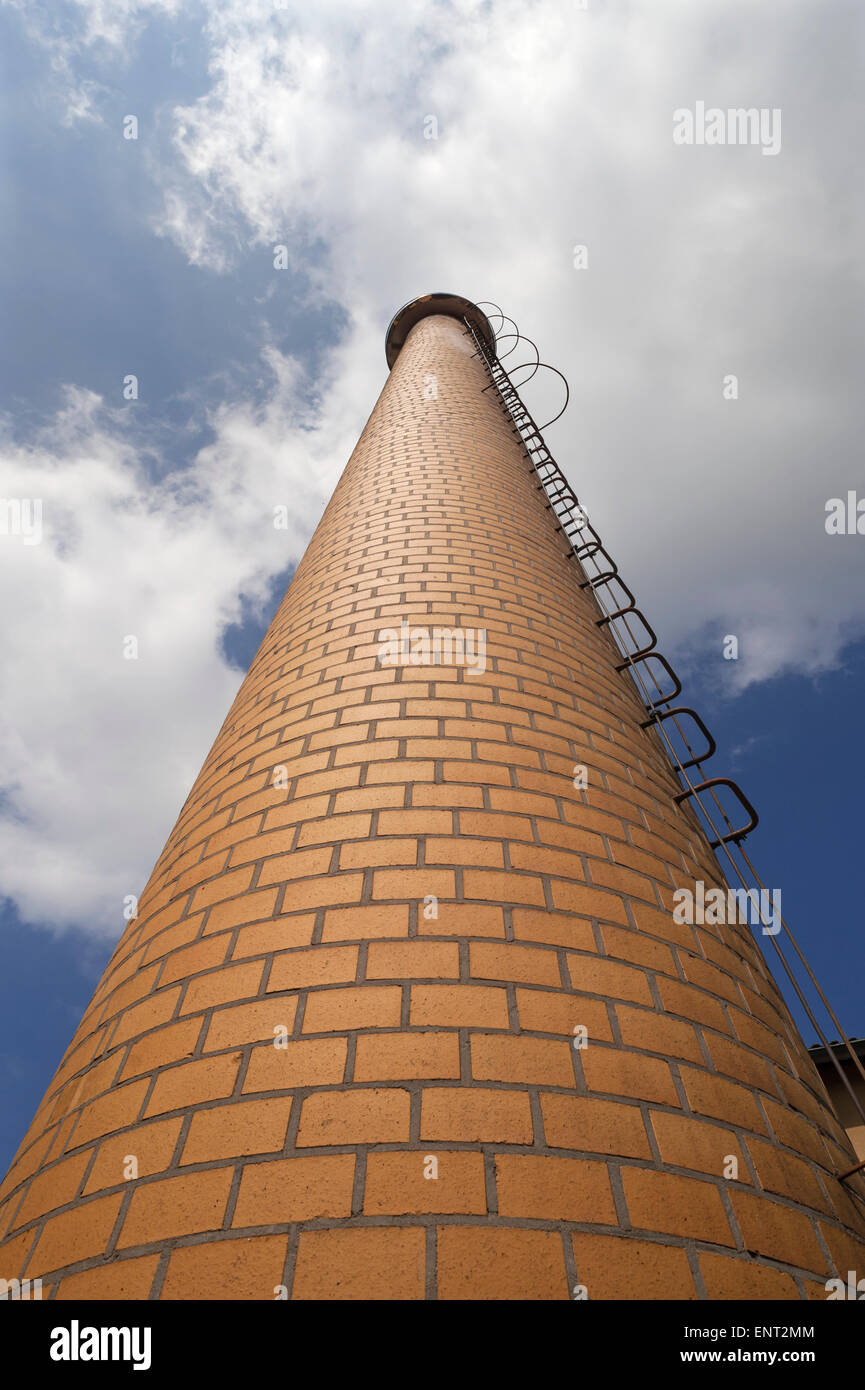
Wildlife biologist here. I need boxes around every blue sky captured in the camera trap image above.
[1,0,864,1174]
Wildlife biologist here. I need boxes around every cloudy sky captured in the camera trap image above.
[1,0,864,1170]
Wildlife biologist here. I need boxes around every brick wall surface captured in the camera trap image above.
[1,309,864,1301]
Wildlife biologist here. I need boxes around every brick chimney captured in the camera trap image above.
[1,294,863,1300]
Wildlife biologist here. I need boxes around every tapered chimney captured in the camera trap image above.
[1,294,863,1300]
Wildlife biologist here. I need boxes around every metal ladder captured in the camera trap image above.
[462,311,865,1166]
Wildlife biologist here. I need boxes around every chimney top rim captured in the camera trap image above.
[385,293,496,368]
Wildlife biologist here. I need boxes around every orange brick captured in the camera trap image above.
[294,766,359,798]
[340,837,418,868]
[588,859,655,901]
[172,850,229,897]
[420,902,506,937]
[243,1037,347,1091]
[191,866,255,913]
[267,945,359,991]
[490,787,559,818]
[460,810,533,841]
[233,914,316,957]
[55,1253,160,1300]
[256,848,336,889]
[292,1227,425,1299]
[601,923,676,975]
[572,1232,696,1300]
[302,985,402,1033]
[611,838,676,879]
[158,935,230,987]
[378,808,453,835]
[296,1088,410,1146]
[512,907,597,951]
[650,1111,747,1180]
[730,1190,826,1272]
[120,1017,203,1079]
[551,880,630,925]
[70,1080,150,1147]
[681,954,745,1008]
[774,1069,831,1130]
[27,1193,124,1276]
[372,868,455,900]
[296,812,371,846]
[10,1152,91,1229]
[582,1048,679,1106]
[536,818,606,858]
[705,1034,774,1091]
[332,786,404,812]
[179,961,264,1017]
[437,1227,567,1300]
[420,1087,533,1143]
[471,1033,575,1087]
[144,1054,241,1117]
[699,1251,799,1299]
[615,1005,703,1064]
[509,842,585,881]
[657,976,733,1034]
[366,940,459,979]
[729,1009,793,1069]
[366,759,435,784]
[818,1221,865,1279]
[406,700,466,719]
[463,869,545,906]
[631,898,697,950]
[108,988,182,1047]
[161,1236,288,1300]
[623,1168,735,1246]
[568,953,653,1005]
[82,1118,183,1195]
[680,1067,767,1134]
[414,782,484,808]
[261,792,330,830]
[425,836,504,868]
[205,997,298,1051]
[273,872,364,909]
[0,1133,54,1208]
[321,903,409,941]
[143,914,208,962]
[0,1225,38,1281]
[516,988,613,1041]
[354,1031,461,1082]
[411,984,509,1029]
[54,1051,121,1115]
[202,888,279,935]
[308,725,369,750]
[541,1093,652,1158]
[470,941,561,987]
[116,1168,234,1248]
[340,700,401,723]
[339,699,401,723]
[365,1151,487,1215]
[496,1154,615,1223]
[746,1137,829,1212]
[762,1099,831,1170]
[233,1155,355,1225]
[133,895,188,946]
[181,1097,293,1163]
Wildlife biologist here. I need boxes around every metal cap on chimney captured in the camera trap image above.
[385,292,496,368]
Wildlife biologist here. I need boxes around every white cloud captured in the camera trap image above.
[144,0,865,692]
[0,338,375,934]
